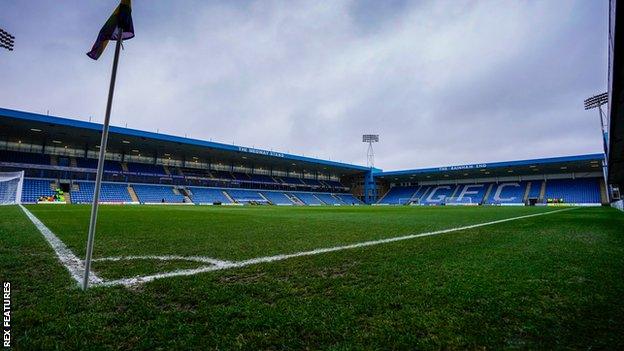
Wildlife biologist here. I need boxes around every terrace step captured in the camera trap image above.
[258,192,270,203]
[524,182,532,202]
[222,191,236,203]
[332,194,346,205]
[483,183,494,205]
[286,193,305,206]
[127,186,139,202]
[449,185,460,199]
[376,188,392,204]
[312,193,326,205]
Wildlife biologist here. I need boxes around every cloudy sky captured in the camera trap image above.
[0,0,609,171]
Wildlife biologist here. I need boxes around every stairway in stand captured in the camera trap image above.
[127,185,139,202]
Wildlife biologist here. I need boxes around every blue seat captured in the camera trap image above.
[314,193,342,205]
[188,187,231,204]
[261,191,293,205]
[132,184,185,203]
[378,186,418,204]
[71,182,132,203]
[544,178,601,204]
[21,178,54,203]
[126,162,165,175]
[226,189,267,203]
[291,192,323,205]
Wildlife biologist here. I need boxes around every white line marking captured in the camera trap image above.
[19,205,102,287]
[100,207,576,287]
[93,255,232,266]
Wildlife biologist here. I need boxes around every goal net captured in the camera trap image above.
[399,198,419,205]
[0,171,24,205]
[444,197,474,205]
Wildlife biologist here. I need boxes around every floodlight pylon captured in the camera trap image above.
[362,134,379,168]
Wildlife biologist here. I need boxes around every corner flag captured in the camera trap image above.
[83,0,135,290]
[87,0,134,60]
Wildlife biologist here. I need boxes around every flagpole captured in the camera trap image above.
[83,29,124,290]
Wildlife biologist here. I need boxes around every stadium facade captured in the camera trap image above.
[0,106,616,207]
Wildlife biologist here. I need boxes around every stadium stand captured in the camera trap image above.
[1,150,50,165]
[250,174,278,183]
[21,178,54,203]
[419,185,457,205]
[446,183,490,205]
[302,179,323,186]
[281,177,306,185]
[292,192,323,205]
[0,148,354,195]
[336,193,363,205]
[132,184,185,203]
[314,193,342,205]
[226,189,267,203]
[187,187,231,204]
[528,180,543,199]
[544,178,601,204]
[71,181,133,203]
[378,186,418,204]
[126,162,165,174]
[0,110,609,207]
[260,191,293,205]
[76,157,123,172]
[324,180,345,188]
[485,182,528,205]
[211,170,234,180]
[231,172,250,181]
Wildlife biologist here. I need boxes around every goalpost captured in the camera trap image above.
[399,198,419,205]
[0,171,24,205]
[444,197,474,205]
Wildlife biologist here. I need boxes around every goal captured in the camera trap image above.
[444,197,474,206]
[399,198,419,205]
[0,171,24,205]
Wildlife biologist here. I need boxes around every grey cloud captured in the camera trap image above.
[0,0,608,170]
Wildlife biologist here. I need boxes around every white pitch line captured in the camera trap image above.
[100,207,576,287]
[19,204,102,287]
[93,255,232,266]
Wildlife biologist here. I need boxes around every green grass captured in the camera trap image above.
[1,204,624,349]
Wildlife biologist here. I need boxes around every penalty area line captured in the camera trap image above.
[19,204,102,287]
[101,207,576,288]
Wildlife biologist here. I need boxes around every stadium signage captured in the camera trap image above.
[238,147,284,158]
[438,164,487,171]
[3,282,10,348]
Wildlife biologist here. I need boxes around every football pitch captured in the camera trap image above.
[2,205,624,349]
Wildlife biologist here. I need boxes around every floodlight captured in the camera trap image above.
[0,28,15,51]
[362,134,379,143]
[584,92,608,110]
[583,92,610,158]
[362,134,379,168]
